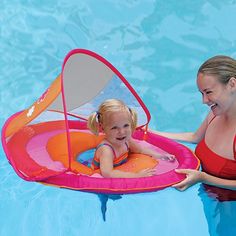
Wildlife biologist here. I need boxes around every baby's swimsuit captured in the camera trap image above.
[91,142,129,170]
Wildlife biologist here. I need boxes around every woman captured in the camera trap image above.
[154,55,236,192]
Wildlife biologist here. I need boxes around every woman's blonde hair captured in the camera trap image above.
[87,99,137,135]
[198,55,236,84]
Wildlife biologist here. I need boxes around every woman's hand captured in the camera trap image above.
[172,169,203,191]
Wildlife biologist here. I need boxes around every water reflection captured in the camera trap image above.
[97,194,123,221]
[199,184,236,236]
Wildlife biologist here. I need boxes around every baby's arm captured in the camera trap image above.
[98,146,155,178]
[129,138,175,162]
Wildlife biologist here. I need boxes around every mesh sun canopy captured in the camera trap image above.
[48,49,150,126]
[5,49,150,139]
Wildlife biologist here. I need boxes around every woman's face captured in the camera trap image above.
[197,73,235,116]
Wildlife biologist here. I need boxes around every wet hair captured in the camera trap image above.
[197,55,236,85]
[87,99,138,135]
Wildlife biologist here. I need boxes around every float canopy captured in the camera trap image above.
[5,49,150,139]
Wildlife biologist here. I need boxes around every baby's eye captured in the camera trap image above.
[111,126,118,130]
[124,124,130,128]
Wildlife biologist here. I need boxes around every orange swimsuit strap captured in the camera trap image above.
[91,142,129,169]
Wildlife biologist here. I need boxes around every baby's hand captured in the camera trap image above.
[137,168,156,177]
[159,154,176,162]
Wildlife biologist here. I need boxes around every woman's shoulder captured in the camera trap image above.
[206,111,216,125]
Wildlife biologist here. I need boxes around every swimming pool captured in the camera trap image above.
[1,1,236,235]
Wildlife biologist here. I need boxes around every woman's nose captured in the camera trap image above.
[202,93,209,104]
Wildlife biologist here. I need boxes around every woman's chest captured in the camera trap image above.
[205,119,235,159]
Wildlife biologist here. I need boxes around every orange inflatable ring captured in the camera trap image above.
[46,131,158,176]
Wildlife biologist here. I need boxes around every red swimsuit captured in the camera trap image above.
[195,136,236,179]
[195,118,236,201]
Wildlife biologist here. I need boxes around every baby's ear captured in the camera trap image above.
[99,123,104,132]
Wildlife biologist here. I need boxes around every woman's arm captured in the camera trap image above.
[150,131,199,143]
[201,172,236,190]
[98,146,155,178]
[173,169,236,191]
[150,112,214,143]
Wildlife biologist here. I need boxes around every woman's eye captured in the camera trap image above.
[206,91,212,94]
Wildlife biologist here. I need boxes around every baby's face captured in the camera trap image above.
[102,111,132,146]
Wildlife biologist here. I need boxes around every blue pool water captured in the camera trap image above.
[1,1,236,236]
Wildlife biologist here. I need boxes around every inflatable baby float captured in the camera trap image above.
[1,49,199,194]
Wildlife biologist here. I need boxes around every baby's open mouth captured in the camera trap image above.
[116,137,126,141]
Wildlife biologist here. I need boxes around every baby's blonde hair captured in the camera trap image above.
[87,99,137,135]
